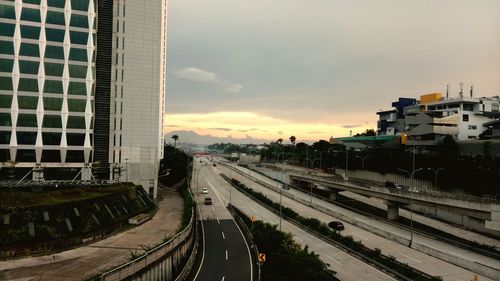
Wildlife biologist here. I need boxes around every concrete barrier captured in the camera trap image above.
[226,164,500,280]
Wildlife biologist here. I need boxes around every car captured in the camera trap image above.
[385,181,403,189]
[202,187,208,194]
[212,163,217,167]
[204,197,213,205]
[328,221,345,231]
[282,184,290,190]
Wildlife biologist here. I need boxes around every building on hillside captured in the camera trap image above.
[482,119,500,139]
[404,92,500,145]
[376,98,417,135]
[0,0,167,198]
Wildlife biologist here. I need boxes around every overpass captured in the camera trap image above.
[286,171,500,233]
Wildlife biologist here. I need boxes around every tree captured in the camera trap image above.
[171,134,179,147]
[289,136,296,164]
[289,135,296,145]
[354,129,376,137]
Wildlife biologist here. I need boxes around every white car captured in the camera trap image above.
[202,187,208,194]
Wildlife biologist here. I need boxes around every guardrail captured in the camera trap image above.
[227,204,261,281]
[98,191,197,281]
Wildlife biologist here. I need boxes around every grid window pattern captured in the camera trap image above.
[1,0,96,165]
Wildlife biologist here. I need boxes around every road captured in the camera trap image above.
[192,159,253,281]
[197,158,398,281]
[222,161,496,281]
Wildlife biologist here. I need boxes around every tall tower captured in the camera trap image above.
[0,0,167,198]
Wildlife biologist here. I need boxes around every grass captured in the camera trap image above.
[0,183,136,208]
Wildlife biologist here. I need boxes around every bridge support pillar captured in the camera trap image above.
[329,190,339,201]
[387,204,399,220]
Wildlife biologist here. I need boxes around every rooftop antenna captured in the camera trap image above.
[459,82,464,98]
[470,84,473,98]
[446,84,449,99]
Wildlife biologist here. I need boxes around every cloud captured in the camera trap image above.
[341,124,361,129]
[209,127,232,131]
[225,83,243,93]
[166,124,179,127]
[175,67,219,83]
[309,131,324,134]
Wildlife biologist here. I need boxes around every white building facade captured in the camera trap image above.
[0,0,167,198]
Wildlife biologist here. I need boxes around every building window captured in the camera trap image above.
[468,125,477,130]
[492,103,499,112]
[462,114,469,122]
[44,80,64,93]
[42,133,62,145]
[70,31,88,45]
[67,99,86,112]
[69,48,87,62]
[0,41,14,55]
[69,65,87,78]
[45,62,64,76]
[66,150,84,162]
[20,43,40,57]
[68,82,86,95]
[18,78,39,92]
[70,14,89,28]
[42,115,62,128]
[21,25,41,39]
[71,0,89,11]
[0,59,14,73]
[17,132,37,144]
[47,0,65,8]
[0,132,11,144]
[17,114,37,127]
[0,95,12,108]
[46,11,65,25]
[66,133,85,146]
[46,28,66,42]
[18,96,38,109]
[41,150,61,162]
[45,45,65,60]
[468,136,476,139]
[43,97,63,111]
[21,8,41,22]
[0,113,11,126]
[0,4,16,19]
[0,23,15,37]
[19,60,40,74]
[0,76,13,90]
[67,116,86,128]
[16,149,36,162]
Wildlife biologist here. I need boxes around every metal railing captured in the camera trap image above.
[98,191,197,281]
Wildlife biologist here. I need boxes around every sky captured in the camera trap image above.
[165,0,500,144]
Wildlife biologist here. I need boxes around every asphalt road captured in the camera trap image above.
[223,161,495,281]
[192,159,253,281]
[198,158,397,281]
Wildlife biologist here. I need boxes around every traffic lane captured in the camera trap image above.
[220,220,253,281]
[195,220,226,281]
[222,164,493,281]
[206,166,396,281]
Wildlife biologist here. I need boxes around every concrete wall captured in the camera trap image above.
[336,168,435,191]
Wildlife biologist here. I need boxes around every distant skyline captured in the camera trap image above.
[165,0,500,144]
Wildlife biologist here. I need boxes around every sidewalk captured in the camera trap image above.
[0,188,183,281]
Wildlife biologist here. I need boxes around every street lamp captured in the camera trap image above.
[277,167,284,231]
[344,147,349,180]
[355,156,369,170]
[427,168,444,189]
[125,158,129,182]
[398,167,423,247]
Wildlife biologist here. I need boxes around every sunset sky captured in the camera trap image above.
[165,0,500,143]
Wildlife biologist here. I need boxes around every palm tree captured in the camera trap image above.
[276,138,284,162]
[172,135,179,147]
[289,135,296,165]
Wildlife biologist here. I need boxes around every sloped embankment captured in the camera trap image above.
[0,184,156,258]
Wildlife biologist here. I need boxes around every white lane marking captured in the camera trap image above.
[217,218,220,224]
[222,232,225,239]
[295,236,303,242]
[221,277,225,281]
[351,233,368,241]
[400,253,423,264]
[325,254,342,265]
[192,201,206,281]
[226,250,228,260]
[212,206,215,212]
[250,207,257,212]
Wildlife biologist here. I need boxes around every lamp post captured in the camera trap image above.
[355,156,369,170]
[344,147,349,180]
[398,167,423,247]
[125,158,129,182]
[278,167,284,231]
[427,168,444,189]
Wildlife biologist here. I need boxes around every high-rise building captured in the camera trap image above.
[0,0,167,197]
